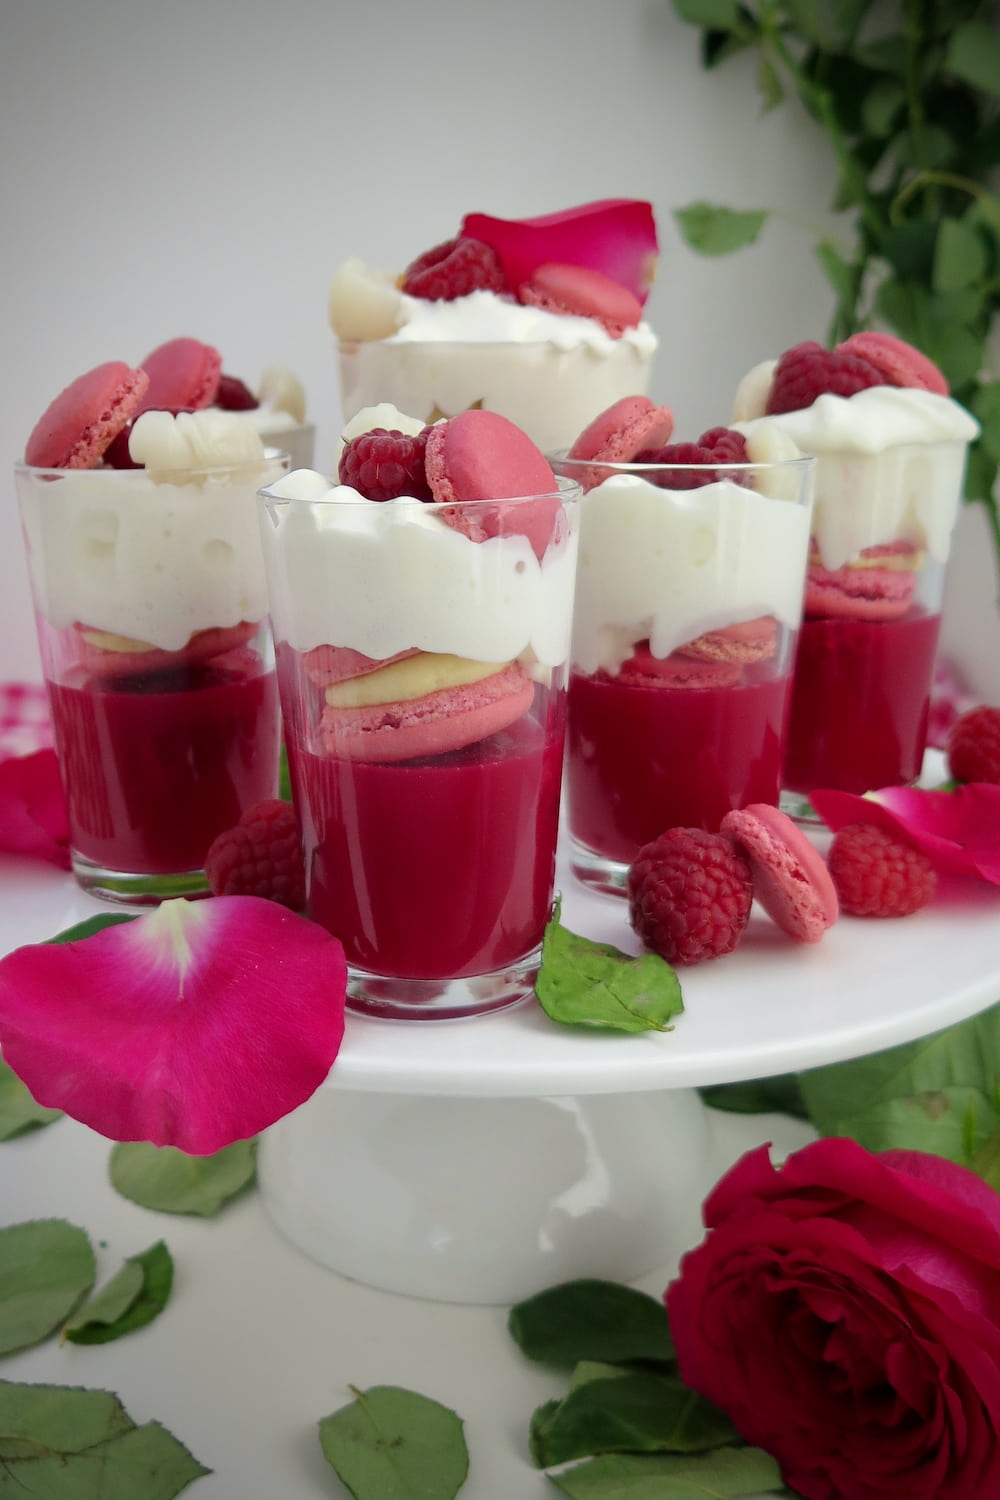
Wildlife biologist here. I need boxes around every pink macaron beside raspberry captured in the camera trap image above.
[136,337,222,415]
[567,395,675,465]
[24,361,150,469]
[518,263,643,337]
[805,542,920,621]
[721,802,839,942]
[836,332,948,396]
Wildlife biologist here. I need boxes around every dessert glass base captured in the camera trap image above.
[70,853,210,907]
[346,950,542,1022]
[569,836,630,898]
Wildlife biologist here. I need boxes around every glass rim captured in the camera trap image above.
[15,445,291,482]
[258,471,581,509]
[337,337,652,353]
[549,449,816,475]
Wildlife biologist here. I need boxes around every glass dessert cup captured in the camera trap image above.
[258,478,581,1019]
[16,451,288,904]
[551,453,815,896]
[338,337,654,457]
[778,438,971,816]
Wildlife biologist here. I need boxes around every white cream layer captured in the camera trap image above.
[259,469,578,668]
[572,474,812,676]
[735,387,979,570]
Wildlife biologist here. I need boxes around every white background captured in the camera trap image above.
[1,0,997,693]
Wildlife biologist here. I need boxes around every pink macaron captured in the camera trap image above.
[836,332,948,396]
[518,262,642,337]
[76,621,258,678]
[319,660,534,762]
[568,395,675,463]
[806,542,919,621]
[425,408,562,561]
[25,362,150,469]
[678,616,778,666]
[137,337,222,414]
[617,643,740,690]
[721,802,839,942]
[301,644,422,688]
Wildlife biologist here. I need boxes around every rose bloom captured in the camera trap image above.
[666,1138,1000,1500]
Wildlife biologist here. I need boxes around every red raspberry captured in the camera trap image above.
[766,340,886,414]
[205,799,306,910]
[635,427,750,490]
[827,823,936,917]
[947,704,1000,784]
[401,237,508,301]
[338,427,433,503]
[215,373,259,410]
[627,827,753,965]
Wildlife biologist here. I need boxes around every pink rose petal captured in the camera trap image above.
[0,897,346,1154]
[460,199,658,305]
[0,749,70,868]
[810,783,1000,884]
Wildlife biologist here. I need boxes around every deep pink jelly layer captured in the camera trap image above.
[567,669,789,863]
[289,714,564,980]
[48,660,279,874]
[783,610,941,795]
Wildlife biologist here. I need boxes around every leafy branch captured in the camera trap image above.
[671,0,1000,597]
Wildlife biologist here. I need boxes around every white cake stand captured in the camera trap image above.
[4,835,1000,1307]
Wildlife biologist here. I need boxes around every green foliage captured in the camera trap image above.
[0,1057,61,1140]
[671,0,1000,585]
[509,1279,676,1367]
[318,1385,468,1500]
[64,1241,174,1346]
[0,1221,95,1357]
[109,1139,257,1217]
[537,901,684,1033]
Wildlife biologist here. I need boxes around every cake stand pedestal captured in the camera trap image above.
[257,836,1000,1304]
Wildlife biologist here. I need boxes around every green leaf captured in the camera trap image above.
[881,221,938,282]
[109,1140,256,1217]
[536,906,683,1034]
[889,124,956,169]
[530,1366,738,1467]
[799,1004,1000,1164]
[45,914,137,945]
[509,1279,675,1367]
[318,1384,468,1500]
[972,381,1000,462]
[64,1241,174,1346]
[814,240,857,306]
[673,0,740,27]
[0,1380,210,1497]
[548,1446,788,1498]
[700,1074,808,1117]
[965,444,999,506]
[279,743,292,802]
[856,34,908,76]
[756,53,784,111]
[0,1221,95,1357]
[947,22,1000,99]
[862,78,905,137]
[969,1119,1000,1190]
[674,203,768,257]
[0,1057,61,1140]
[933,217,988,292]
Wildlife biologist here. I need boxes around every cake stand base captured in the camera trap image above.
[258,1086,714,1304]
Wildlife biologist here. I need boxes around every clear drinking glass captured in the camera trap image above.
[258,475,581,1019]
[16,449,288,903]
[338,337,654,455]
[551,452,815,895]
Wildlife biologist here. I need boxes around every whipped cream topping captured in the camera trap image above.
[571,474,812,676]
[259,469,578,669]
[391,289,658,354]
[18,447,287,650]
[735,387,979,569]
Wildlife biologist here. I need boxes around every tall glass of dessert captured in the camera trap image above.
[16,430,287,903]
[552,444,814,895]
[258,469,580,1019]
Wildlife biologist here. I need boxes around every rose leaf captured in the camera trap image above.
[318,1384,468,1500]
[536,904,683,1033]
[0,1220,95,1357]
[46,914,138,945]
[530,1365,738,1467]
[63,1240,173,1345]
[109,1140,257,1218]
[0,1056,62,1140]
[0,1379,210,1496]
[700,1074,808,1118]
[548,1447,789,1498]
[509,1279,675,1367]
[674,203,768,256]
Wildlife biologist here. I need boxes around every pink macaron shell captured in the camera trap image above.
[836,332,948,396]
[319,662,534,763]
[302,644,421,688]
[519,263,642,337]
[617,645,741,690]
[721,803,839,942]
[76,621,258,677]
[678,616,779,665]
[137,337,223,414]
[805,562,916,621]
[425,409,561,562]
[25,362,150,470]
[567,396,675,465]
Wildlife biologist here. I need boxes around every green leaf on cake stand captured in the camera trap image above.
[109,1139,257,1217]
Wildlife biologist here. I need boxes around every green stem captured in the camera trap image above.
[890,170,1000,224]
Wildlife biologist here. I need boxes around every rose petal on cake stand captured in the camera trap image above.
[810,784,1000,884]
[0,897,346,1154]
[460,200,658,305]
[0,749,70,868]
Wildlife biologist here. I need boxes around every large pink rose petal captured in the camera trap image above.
[811,784,1000,884]
[460,199,658,305]
[0,897,346,1155]
[0,749,70,868]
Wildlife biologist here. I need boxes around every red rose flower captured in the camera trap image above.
[666,1139,1000,1500]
